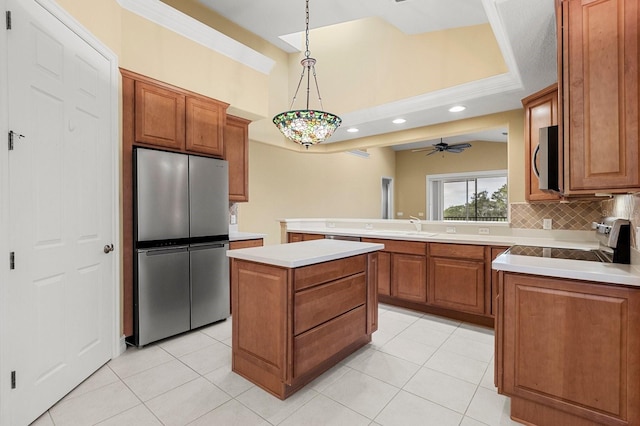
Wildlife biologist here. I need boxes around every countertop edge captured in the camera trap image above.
[493,254,640,287]
[229,232,267,242]
[227,240,384,268]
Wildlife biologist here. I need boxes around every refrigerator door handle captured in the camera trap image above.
[142,247,189,256]
[189,243,228,252]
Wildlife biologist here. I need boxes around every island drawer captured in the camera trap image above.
[294,255,365,291]
[294,273,366,335]
[293,305,366,378]
[429,243,485,260]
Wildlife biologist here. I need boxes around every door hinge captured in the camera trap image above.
[8,131,24,151]
[10,371,15,389]
[6,11,11,30]
[9,252,14,270]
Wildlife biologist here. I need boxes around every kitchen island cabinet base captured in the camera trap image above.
[233,333,370,400]
[230,248,379,400]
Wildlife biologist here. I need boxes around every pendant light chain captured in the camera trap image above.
[305,0,310,58]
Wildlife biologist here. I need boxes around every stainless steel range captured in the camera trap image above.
[506,217,631,264]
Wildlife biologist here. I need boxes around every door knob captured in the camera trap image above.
[103,244,114,254]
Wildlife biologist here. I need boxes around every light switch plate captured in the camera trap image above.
[478,227,490,235]
[446,226,456,234]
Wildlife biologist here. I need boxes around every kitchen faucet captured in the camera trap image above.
[409,216,422,232]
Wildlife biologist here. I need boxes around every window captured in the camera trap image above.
[427,170,508,222]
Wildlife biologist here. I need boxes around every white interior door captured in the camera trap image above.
[4,1,117,424]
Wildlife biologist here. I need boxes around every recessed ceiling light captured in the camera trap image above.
[347,127,359,133]
[448,105,466,112]
[392,118,406,124]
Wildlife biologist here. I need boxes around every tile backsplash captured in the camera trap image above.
[510,201,602,231]
[511,194,640,250]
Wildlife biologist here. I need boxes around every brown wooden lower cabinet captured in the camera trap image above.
[228,239,263,314]
[231,253,378,399]
[496,272,640,426]
[362,238,428,303]
[428,242,485,315]
[360,238,499,327]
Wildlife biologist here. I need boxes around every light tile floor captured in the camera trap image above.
[31,305,523,426]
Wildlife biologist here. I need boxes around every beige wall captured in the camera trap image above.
[309,20,507,113]
[396,141,508,219]
[238,143,396,245]
[52,0,527,240]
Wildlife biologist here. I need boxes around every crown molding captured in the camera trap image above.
[117,0,275,75]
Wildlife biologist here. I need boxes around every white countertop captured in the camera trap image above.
[226,239,385,268]
[280,218,640,286]
[287,226,598,250]
[229,231,267,242]
[493,252,640,287]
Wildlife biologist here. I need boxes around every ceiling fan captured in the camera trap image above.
[411,139,472,155]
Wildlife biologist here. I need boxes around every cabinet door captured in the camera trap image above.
[522,84,561,201]
[377,251,391,296]
[225,115,250,202]
[501,273,640,425]
[232,260,290,383]
[562,0,640,193]
[428,257,485,314]
[185,96,227,157]
[135,80,185,149]
[392,253,427,303]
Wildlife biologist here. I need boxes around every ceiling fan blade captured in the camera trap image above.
[411,147,433,153]
[425,149,439,156]
[448,143,472,149]
[446,148,465,153]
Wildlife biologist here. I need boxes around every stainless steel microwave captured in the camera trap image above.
[534,125,561,192]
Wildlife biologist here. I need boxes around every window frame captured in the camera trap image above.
[426,169,508,222]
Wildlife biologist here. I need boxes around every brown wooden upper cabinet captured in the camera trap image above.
[127,70,228,158]
[225,115,250,202]
[522,84,561,202]
[185,95,226,157]
[558,0,640,194]
[134,80,186,150]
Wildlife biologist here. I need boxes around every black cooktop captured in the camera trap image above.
[506,245,604,262]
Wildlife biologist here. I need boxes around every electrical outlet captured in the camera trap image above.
[230,214,237,225]
[543,218,552,230]
[327,222,336,228]
[397,212,404,217]
[418,212,424,217]
[365,223,373,230]
[446,226,456,234]
[478,227,490,235]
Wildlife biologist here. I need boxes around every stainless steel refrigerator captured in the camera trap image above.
[133,147,229,347]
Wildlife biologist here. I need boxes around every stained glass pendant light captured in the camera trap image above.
[272,0,341,149]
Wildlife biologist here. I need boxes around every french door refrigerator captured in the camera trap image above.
[133,147,229,347]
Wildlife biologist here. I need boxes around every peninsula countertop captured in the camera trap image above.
[226,239,385,268]
[492,251,640,287]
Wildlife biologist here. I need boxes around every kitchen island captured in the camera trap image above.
[226,239,383,399]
